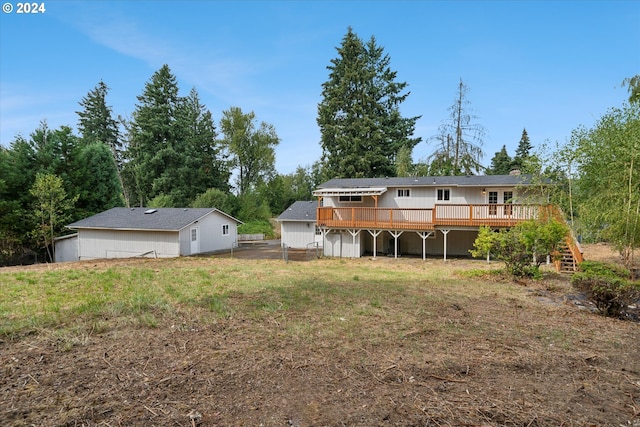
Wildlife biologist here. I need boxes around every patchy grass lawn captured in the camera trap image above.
[0,253,638,426]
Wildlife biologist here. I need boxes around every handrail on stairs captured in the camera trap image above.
[547,205,583,270]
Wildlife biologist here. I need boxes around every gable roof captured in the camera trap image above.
[67,207,241,232]
[277,201,317,222]
[316,174,534,192]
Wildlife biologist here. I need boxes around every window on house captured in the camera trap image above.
[222,224,229,235]
[338,195,362,202]
[397,189,410,197]
[436,188,450,201]
[488,191,498,215]
[504,191,513,215]
[191,228,197,241]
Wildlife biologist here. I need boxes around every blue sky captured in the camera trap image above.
[1,1,638,174]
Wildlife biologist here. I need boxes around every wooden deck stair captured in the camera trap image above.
[557,240,579,273]
[548,206,584,274]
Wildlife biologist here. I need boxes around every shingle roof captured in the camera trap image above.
[318,174,534,189]
[277,201,317,222]
[67,207,240,231]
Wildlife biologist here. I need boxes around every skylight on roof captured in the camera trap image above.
[144,209,158,214]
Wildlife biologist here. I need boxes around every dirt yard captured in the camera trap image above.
[1,244,638,426]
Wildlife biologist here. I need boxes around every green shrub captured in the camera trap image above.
[578,260,631,279]
[470,219,567,279]
[238,220,276,239]
[572,261,640,318]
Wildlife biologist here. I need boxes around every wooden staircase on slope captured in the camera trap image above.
[556,237,583,273]
[548,206,584,273]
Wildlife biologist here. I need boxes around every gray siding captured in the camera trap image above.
[54,234,78,263]
[280,222,317,249]
[178,210,238,255]
[323,230,363,258]
[77,229,179,259]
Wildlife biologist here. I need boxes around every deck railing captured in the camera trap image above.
[317,204,546,230]
[317,207,434,230]
[547,205,584,264]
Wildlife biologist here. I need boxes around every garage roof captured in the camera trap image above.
[67,207,241,232]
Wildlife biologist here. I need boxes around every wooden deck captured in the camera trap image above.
[317,204,547,230]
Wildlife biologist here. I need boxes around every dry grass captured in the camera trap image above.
[0,246,638,426]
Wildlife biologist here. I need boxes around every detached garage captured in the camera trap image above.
[64,207,241,260]
[277,201,322,249]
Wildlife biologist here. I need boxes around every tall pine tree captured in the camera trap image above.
[77,81,121,153]
[123,67,230,206]
[168,88,230,205]
[76,81,125,210]
[486,145,513,175]
[317,28,420,178]
[511,128,532,171]
[124,65,181,206]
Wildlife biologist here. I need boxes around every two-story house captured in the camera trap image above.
[279,174,581,269]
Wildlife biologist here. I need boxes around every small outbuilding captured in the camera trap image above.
[54,233,79,263]
[276,201,322,249]
[63,207,241,260]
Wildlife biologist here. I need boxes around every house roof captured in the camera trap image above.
[317,174,535,190]
[313,187,388,197]
[67,207,241,232]
[276,201,317,222]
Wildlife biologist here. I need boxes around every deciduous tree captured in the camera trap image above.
[395,145,414,177]
[471,219,568,278]
[30,173,77,263]
[571,102,640,269]
[220,106,279,196]
[622,75,640,105]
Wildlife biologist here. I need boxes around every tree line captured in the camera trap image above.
[0,26,638,268]
[0,64,320,264]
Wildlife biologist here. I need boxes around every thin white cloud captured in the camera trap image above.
[57,3,277,110]
[0,84,77,145]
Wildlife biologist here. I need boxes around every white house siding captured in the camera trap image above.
[323,230,363,258]
[178,211,238,255]
[54,234,78,263]
[77,229,179,259]
[280,222,317,249]
[327,186,520,210]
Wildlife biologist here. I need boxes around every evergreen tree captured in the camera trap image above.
[77,81,121,152]
[124,64,181,206]
[169,88,230,205]
[511,128,532,171]
[0,145,28,263]
[73,142,123,218]
[77,81,126,204]
[428,79,485,175]
[124,69,230,207]
[220,106,279,196]
[486,145,513,175]
[317,27,420,179]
